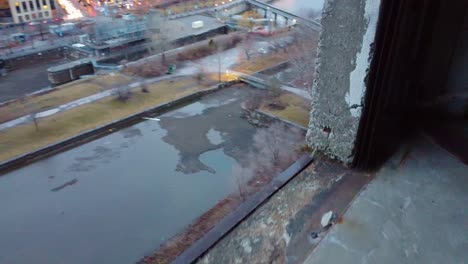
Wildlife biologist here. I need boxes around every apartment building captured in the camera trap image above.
[8,0,54,23]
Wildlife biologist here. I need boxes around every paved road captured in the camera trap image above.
[0,56,69,103]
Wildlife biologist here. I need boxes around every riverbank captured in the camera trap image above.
[0,86,308,264]
[259,92,311,127]
[0,28,315,166]
[0,77,225,168]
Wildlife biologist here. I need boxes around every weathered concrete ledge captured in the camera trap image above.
[173,153,314,264]
[0,81,237,175]
[306,0,383,164]
[196,156,372,264]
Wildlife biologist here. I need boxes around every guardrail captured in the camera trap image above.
[228,69,312,100]
[245,0,321,31]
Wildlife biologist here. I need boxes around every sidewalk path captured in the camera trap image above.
[229,70,312,100]
[0,74,189,131]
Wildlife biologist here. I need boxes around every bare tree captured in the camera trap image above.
[266,32,288,53]
[148,15,172,65]
[208,39,223,83]
[286,26,319,92]
[237,10,261,30]
[115,85,131,101]
[195,64,206,84]
[240,36,254,61]
[232,165,251,202]
[268,76,283,97]
[140,82,150,93]
[30,112,39,131]
[248,122,304,176]
[24,100,39,131]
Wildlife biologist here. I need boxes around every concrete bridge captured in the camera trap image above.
[228,70,312,100]
[245,0,322,31]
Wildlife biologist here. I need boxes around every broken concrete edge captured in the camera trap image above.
[283,166,375,264]
[172,153,314,264]
[0,81,239,176]
[305,170,375,259]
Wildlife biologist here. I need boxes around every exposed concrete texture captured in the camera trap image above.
[306,0,382,163]
[305,140,468,264]
[196,157,371,264]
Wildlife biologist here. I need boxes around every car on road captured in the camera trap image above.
[258,47,268,54]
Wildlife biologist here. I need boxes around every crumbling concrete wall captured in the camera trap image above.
[306,0,382,164]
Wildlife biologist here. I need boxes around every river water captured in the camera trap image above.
[0,87,305,264]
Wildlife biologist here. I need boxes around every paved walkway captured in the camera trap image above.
[304,140,468,264]
[229,70,312,100]
[0,74,189,131]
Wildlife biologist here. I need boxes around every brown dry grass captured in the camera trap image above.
[232,52,290,74]
[0,73,133,124]
[260,92,311,127]
[0,78,206,162]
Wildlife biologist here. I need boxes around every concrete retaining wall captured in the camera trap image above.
[4,47,66,70]
[47,61,95,86]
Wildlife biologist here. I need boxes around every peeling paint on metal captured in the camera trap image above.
[347,0,381,117]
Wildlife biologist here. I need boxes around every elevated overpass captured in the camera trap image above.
[245,0,322,32]
[228,70,312,100]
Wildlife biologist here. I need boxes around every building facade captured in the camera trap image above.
[8,0,53,23]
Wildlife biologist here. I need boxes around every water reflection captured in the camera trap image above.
[0,86,304,264]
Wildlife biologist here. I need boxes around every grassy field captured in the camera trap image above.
[0,78,207,163]
[0,38,299,162]
[233,53,289,74]
[0,73,133,124]
[260,92,311,127]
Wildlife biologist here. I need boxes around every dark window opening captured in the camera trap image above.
[354,0,468,168]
